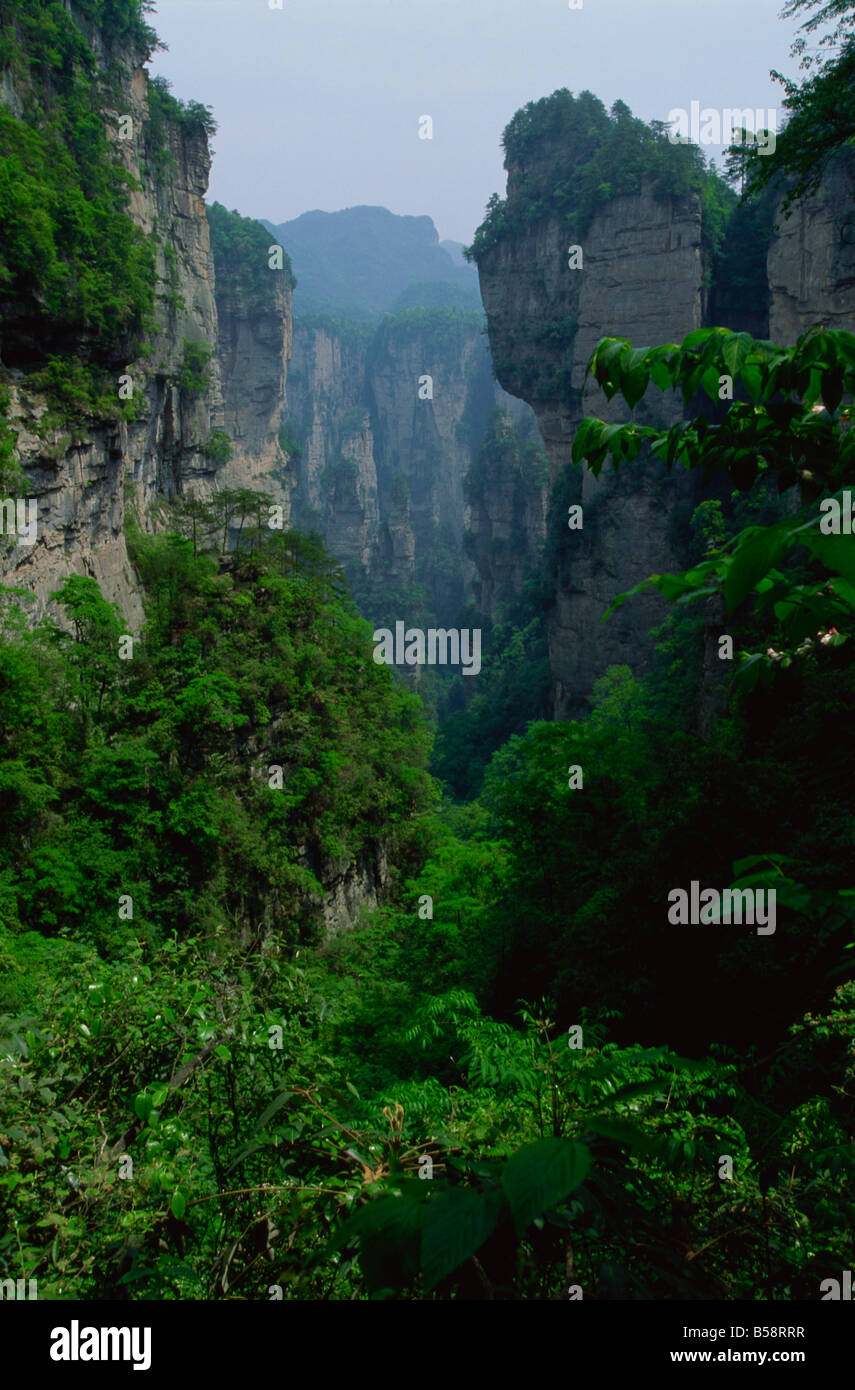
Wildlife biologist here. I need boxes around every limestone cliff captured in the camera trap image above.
[208,203,295,503]
[472,99,855,719]
[476,182,703,717]
[285,309,544,628]
[767,148,855,342]
[464,405,549,618]
[0,6,292,626]
[286,321,382,576]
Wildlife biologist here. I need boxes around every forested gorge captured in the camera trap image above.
[0,0,853,1305]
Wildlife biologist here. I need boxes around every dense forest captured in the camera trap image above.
[0,0,853,1307]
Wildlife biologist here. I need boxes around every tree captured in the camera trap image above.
[781,0,855,70]
[574,325,855,683]
[737,2,855,210]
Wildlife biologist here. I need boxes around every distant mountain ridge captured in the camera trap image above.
[262,205,481,319]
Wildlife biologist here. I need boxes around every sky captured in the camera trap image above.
[147,0,800,245]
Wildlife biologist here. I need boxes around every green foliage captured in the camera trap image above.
[390,281,483,314]
[432,610,551,800]
[28,355,145,430]
[574,326,855,677]
[0,389,25,495]
[207,201,296,303]
[467,91,717,262]
[0,0,160,77]
[706,184,776,334]
[277,420,302,461]
[0,81,155,372]
[146,75,217,146]
[741,4,855,212]
[0,0,852,1307]
[0,2,187,434]
[293,314,375,348]
[0,513,433,953]
[201,429,233,466]
[178,340,213,395]
[320,455,358,494]
[0,479,852,1296]
[372,307,486,363]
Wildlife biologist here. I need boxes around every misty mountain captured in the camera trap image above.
[262,204,480,319]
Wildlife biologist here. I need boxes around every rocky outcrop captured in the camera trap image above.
[209,205,295,504]
[0,8,292,625]
[369,312,491,615]
[476,183,703,716]
[286,310,541,626]
[768,148,855,343]
[464,405,549,618]
[286,323,382,573]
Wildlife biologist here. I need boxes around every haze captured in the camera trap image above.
[148,0,796,243]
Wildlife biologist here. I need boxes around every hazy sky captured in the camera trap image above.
[147,0,799,244]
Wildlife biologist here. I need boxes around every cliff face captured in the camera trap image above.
[464,403,549,618]
[209,205,295,503]
[368,312,490,616]
[767,148,855,343]
[286,311,544,625]
[287,323,383,575]
[477,184,703,716]
[0,8,291,625]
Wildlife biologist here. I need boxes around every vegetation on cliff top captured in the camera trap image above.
[739,0,855,210]
[466,91,730,262]
[208,200,296,305]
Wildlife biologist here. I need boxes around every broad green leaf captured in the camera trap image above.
[741,364,762,402]
[701,365,722,402]
[331,1192,427,1290]
[593,337,629,379]
[254,1089,293,1131]
[722,332,750,378]
[572,417,600,464]
[803,532,855,587]
[821,367,844,413]
[830,576,855,610]
[724,526,788,614]
[624,365,650,409]
[732,652,768,693]
[681,328,715,352]
[584,1115,661,1157]
[733,853,793,877]
[420,1187,503,1290]
[133,1092,153,1122]
[501,1138,590,1236]
[171,1192,186,1219]
[649,357,673,391]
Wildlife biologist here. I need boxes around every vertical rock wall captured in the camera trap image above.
[0,6,292,625]
[285,311,544,625]
[477,185,704,716]
[767,149,855,342]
